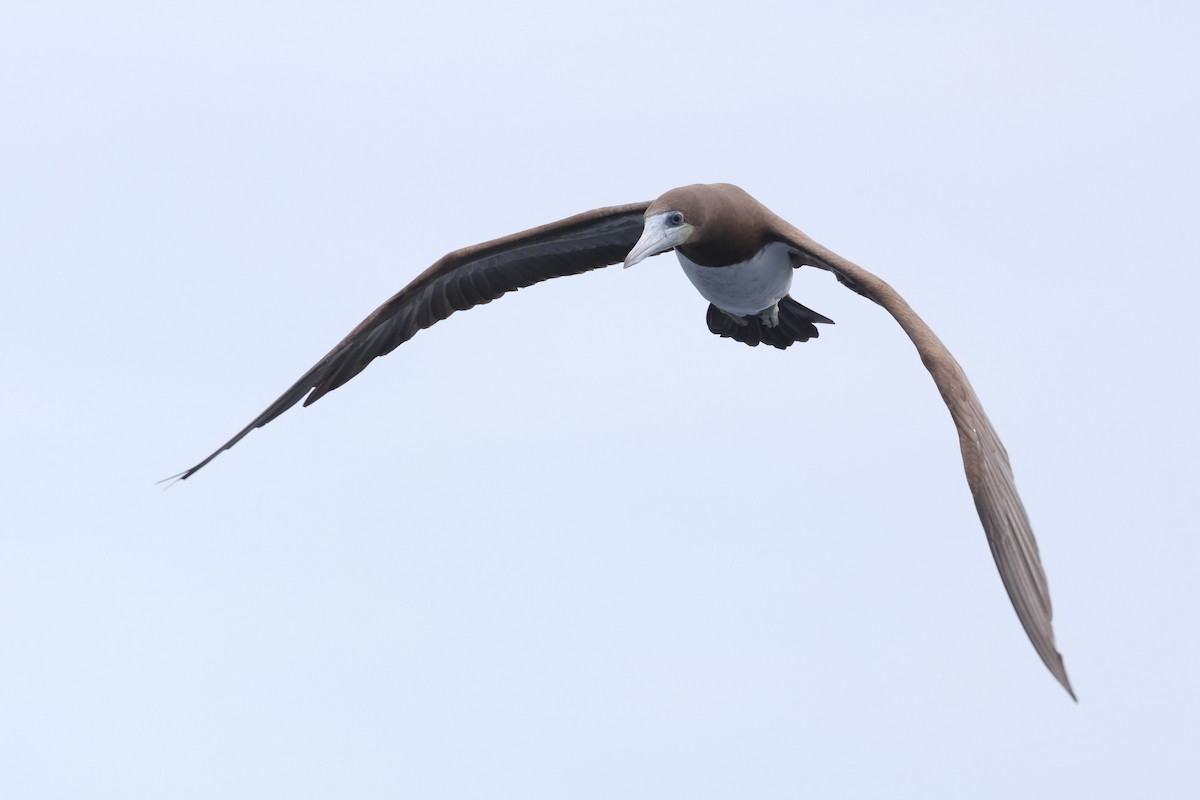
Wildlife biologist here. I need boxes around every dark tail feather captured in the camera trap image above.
[705,295,833,350]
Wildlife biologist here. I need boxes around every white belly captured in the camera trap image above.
[677,241,794,316]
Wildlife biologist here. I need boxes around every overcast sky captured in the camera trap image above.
[3,1,1198,797]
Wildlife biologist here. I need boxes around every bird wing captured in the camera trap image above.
[778,221,1075,699]
[172,201,650,480]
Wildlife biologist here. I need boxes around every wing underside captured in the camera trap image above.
[172,202,650,480]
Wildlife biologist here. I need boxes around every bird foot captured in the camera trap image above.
[758,305,780,327]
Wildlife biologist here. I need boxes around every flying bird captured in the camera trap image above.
[173,183,1074,698]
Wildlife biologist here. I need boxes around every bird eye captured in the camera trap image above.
[668,211,685,226]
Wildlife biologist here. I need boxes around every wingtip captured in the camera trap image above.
[158,458,209,487]
[1052,656,1077,702]
[156,471,187,490]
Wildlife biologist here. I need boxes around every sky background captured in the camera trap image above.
[3,1,1199,797]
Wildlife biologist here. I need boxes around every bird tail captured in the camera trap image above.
[705,295,833,350]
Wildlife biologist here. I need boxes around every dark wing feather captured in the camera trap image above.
[776,220,1075,700]
[171,202,650,480]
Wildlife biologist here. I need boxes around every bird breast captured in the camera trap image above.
[677,241,794,316]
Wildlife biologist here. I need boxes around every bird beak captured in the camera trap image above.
[624,212,691,268]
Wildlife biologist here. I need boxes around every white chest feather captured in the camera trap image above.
[676,241,794,316]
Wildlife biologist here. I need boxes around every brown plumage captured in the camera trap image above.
[171,183,1074,699]
[648,184,778,267]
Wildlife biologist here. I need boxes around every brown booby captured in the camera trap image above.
[172,183,1074,699]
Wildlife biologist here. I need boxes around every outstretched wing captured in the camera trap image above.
[780,222,1076,700]
[172,202,650,480]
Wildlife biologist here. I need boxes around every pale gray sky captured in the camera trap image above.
[3,1,1199,797]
